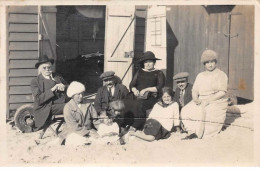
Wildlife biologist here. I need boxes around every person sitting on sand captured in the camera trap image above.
[181,49,228,140]
[173,72,193,111]
[128,87,180,141]
[94,71,129,117]
[63,81,99,145]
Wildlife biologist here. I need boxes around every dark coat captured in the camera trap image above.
[94,83,129,115]
[174,83,193,109]
[30,73,67,130]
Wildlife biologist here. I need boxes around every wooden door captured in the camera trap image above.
[104,5,135,89]
[39,6,57,71]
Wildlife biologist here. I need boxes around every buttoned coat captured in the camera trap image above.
[30,73,67,130]
[94,83,129,114]
[174,83,193,109]
[63,99,98,136]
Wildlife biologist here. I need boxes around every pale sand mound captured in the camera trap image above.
[5,104,255,166]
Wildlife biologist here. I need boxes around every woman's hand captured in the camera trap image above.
[139,89,148,96]
[201,101,209,107]
[193,99,202,105]
[132,87,140,96]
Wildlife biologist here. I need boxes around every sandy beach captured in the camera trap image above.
[4,103,255,166]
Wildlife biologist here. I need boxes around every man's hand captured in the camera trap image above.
[100,111,108,118]
[51,83,65,92]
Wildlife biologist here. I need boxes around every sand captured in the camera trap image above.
[4,103,255,166]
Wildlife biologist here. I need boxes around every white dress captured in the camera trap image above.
[181,68,228,138]
[148,101,180,131]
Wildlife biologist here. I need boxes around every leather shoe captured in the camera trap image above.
[181,133,198,140]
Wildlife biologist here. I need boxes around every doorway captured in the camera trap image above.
[55,6,106,94]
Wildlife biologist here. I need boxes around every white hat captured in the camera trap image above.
[67,81,85,98]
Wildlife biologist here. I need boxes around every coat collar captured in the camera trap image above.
[67,99,84,116]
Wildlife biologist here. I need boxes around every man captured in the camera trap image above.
[31,55,67,131]
[173,72,193,110]
[172,72,193,133]
[94,71,129,117]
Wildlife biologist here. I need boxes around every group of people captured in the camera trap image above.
[30,49,228,145]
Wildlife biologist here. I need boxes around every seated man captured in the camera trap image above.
[173,72,193,132]
[173,72,193,111]
[31,55,67,131]
[94,71,129,117]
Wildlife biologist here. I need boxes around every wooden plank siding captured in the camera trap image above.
[166,6,207,87]
[229,6,254,100]
[7,6,38,115]
[9,77,35,86]
[9,24,38,33]
[166,5,254,100]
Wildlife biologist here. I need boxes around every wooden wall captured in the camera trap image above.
[7,6,38,112]
[166,5,254,100]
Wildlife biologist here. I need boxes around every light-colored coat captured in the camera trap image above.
[63,99,98,136]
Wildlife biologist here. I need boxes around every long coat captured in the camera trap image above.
[30,73,67,130]
[174,83,193,109]
[94,83,129,115]
[63,99,98,136]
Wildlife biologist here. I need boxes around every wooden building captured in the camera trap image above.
[5,5,254,118]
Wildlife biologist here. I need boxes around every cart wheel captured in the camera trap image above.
[14,104,36,133]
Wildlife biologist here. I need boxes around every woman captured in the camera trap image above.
[129,87,180,141]
[129,51,165,127]
[181,49,228,139]
[63,81,98,145]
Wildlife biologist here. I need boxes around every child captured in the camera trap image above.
[129,87,180,141]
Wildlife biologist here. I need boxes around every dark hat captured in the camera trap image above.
[100,71,115,80]
[35,55,54,68]
[136,51,161,63]
[173,72,189,82]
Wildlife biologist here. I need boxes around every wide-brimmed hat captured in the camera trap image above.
[35,55,54,68]
[67,81,85,98]
[135,51,161,63]
[100,71,115,80]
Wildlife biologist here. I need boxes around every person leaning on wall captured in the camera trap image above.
[30,55,68,131]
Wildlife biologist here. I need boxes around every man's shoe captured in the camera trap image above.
[181,133,198,140]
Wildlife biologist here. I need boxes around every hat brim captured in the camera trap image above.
[102,75,115,80]
[35,59,54,68]
[136,58,161,63]
[174,78,188,82]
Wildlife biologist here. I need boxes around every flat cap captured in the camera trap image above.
[100,71,115,80]
[173,72,189,81]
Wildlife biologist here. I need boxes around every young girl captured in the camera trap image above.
[129,87,180,141]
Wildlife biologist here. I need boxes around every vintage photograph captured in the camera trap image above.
[0,0,259,166]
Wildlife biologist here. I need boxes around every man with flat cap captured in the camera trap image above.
[94,71,129,117]
[173,72,193,111]
[31,55,68,131]
[172,72,193,132]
